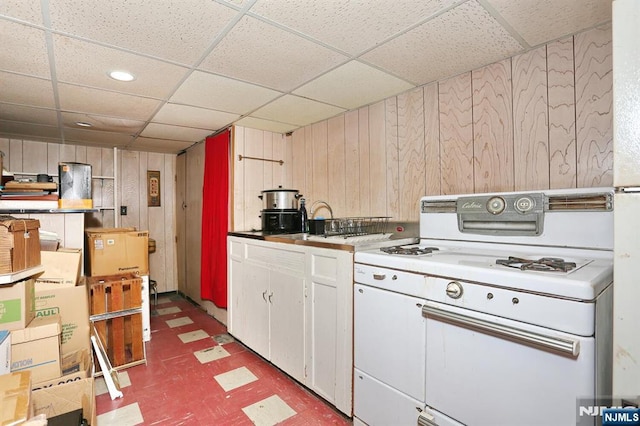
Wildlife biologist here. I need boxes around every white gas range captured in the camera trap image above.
[352,187,614,426]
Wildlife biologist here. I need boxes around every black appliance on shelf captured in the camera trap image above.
[259,187,303,234]
[261,209,300,233]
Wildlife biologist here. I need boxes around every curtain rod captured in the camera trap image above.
[238,155,284,166]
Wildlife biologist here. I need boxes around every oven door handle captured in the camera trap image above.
[422,304,580,358]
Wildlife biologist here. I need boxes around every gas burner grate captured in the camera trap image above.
[495,256,577,272]
[381,246,440,256]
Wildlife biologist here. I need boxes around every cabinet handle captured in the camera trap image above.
[262,291,267,302]
[373,273,386,280]
[268,292,273,303]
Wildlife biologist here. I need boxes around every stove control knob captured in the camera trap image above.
[515,196,535,213]
[486,196,506,215]
[446,281,463,299]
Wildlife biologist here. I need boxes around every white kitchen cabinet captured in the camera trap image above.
[305,246,353,416]
[227,236,306,382]
[228,235,355,416]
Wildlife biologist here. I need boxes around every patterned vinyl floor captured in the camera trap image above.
[95,294,351,426]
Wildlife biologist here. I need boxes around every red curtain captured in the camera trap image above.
[200,129,230,307]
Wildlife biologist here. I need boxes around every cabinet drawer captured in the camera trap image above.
[245,243,304,274]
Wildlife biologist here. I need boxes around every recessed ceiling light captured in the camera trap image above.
[108,70,136,82]
[75,121,92,127]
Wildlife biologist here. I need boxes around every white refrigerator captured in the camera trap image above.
[612,0,640,403]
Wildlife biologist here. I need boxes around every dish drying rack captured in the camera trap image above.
[322,216,390,238]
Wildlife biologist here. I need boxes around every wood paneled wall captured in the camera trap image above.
[277,24,612,222]
[231,126,293,231]
[0,138,177,293]
[118,150,177,293]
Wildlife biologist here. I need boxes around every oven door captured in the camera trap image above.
[422,300,595,426]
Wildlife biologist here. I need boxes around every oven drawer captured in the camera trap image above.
[354,263,427,296]
[354,368,423,426]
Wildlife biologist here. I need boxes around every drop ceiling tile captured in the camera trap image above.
[0,120,60,140]
[152,104,239,130]
[200,15,348,92]
[251,95,345,126]
[0,1,43,25]
[53,35,189,99]
[484,0,612,46]
[131,137,195,154]
[0,104,58,126]
[235,116,299,134]
[140,123,211,142]
[58,83,162,121]
[170,71,282,114]
[48,0,238,65]
[61,112,145,134]
[293,61,415,109]
[0,20,50,78]
[362,0,524,86]
[63,128,134,146]
[0,72,55,108]
[250,0,463,55]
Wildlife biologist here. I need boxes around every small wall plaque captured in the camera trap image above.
[147,170,161,207]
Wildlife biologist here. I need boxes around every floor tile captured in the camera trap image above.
[156,296,173,305]
[177,329,209,343]
[96,371,132,396]
[194,345,230,364]
[155,306,182,316]
[242,394,297,426]
[96,402,144,426]
[213,333,235,344]
[165,316,194,328]
[214,366,258,391]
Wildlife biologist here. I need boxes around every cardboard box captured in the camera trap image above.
[32,376,95,425]
[58,162,92,209]
[32,348,92,391]
[0,371,31,426]
[35,248,82,289]
[85,228,149,276]
[0,330,10,375]
[10,314,62,384]
[0,278,35,332]
[34,281,90,354]
[0,218,41,274]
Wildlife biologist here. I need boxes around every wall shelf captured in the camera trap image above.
[0,265,45,285]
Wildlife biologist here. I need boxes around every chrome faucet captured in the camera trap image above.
[310,200,334,219]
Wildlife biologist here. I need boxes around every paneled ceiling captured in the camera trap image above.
[0,0,611,154]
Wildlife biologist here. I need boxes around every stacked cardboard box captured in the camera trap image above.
[0,218,41,274]
[85,227,149,277]
[10,315,62,384]
[0,236,96,424]
[35,249,81,288]
[0,370,32,425]
[0,278,35,332]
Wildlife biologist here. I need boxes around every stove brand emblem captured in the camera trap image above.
[461,201,482,209]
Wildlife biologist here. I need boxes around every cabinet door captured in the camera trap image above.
[306,248,354,415]
[269,267,305,383]
[238,261,270,359]
[227,238,243,336]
